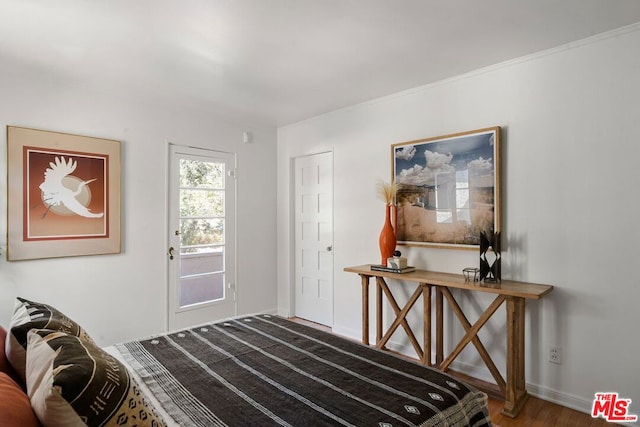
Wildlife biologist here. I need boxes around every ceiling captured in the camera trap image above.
[2,1,640,127]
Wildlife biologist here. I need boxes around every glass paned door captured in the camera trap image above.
[168,145,236,329]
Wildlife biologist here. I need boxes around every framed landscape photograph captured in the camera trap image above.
[7,126,121,260]
[392,126,501,249]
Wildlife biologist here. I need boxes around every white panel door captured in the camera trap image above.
[168,144,236,330]
[294,152,333,326]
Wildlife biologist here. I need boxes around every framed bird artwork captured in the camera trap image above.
[6,126,121,261]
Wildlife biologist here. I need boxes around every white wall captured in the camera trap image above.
[277,24,640,417]
[0,62,278,346]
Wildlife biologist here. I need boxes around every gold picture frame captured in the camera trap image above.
[392,126,501,249]
[7,126,121,260]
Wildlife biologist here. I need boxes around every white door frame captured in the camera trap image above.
[166,142,237,330]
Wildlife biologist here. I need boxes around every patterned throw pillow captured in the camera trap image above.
[26,330,166,427]
[6,297,94,382]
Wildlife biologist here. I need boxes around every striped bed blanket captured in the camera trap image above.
[115,314,492,427]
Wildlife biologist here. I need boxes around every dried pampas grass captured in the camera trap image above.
[376,180,397,205]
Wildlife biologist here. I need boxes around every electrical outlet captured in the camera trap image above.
[549,346,562,364]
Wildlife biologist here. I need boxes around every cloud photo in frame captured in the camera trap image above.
[392,126,501,249]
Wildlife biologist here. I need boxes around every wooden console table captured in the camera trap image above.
[343,264,553,418]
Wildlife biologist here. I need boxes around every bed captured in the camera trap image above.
[2,297,492,426]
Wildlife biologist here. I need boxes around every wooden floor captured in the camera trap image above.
[289,318,615,427]
[487,395,617,426]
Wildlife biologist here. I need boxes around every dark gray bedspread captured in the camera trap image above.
[116,314,491,427]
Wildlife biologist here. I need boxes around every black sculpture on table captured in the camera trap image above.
[480,231,501,282]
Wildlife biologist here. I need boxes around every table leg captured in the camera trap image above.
[502,296,528,418]
[435,287,443,366]
[423,284,432,366]
[376,277,382,344]
[360,274,370,345]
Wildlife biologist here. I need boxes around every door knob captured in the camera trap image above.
[326,246,333,252]
[168,247,175,260]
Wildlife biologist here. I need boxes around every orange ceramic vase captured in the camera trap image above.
[378,204,396,265]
